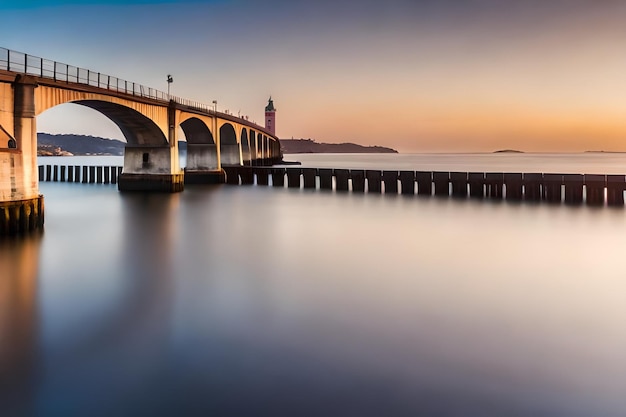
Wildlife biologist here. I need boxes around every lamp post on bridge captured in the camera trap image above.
[166,74,173,97]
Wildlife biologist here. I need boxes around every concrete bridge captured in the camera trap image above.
[0,47,282,235]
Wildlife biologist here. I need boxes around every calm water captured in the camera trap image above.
[2,153,626,416]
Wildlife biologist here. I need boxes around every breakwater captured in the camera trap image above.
[38,165,122,184]
[224,166,626,206]
[36,164,626,206]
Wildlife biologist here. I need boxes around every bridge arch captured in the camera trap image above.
[180,117,214,144]
[249,130,257,164]
[240,128,251,165]
[73,100,167,146]
[220,123,240,166]
[180,116,218,171]
[35,85,170,146]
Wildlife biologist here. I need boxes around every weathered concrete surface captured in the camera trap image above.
[186,144,218,171]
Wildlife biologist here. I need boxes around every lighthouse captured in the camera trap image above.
[265,97,276,136]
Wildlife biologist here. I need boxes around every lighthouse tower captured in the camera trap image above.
[265,97,276,136]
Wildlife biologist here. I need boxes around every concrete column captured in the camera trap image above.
[186,143,218,170]
[350,170,365,193]
[433,172,449,196]
[504,173,522,201]
[118,146,184,192]
[67,166,74,183]
[60,166,66,182]
[399,171,415,195]
[38,165,43,182]
[416,171,432,196]
[184,143,224,184]
[584,174,605,206]
[53,165,59,182]
[319,168,333,190]
[220,144,241,166]
[0,75,44,235]
[110,166,117,184]
[382,171,398,194]
[74,166,80,183]
[302,168,317,189]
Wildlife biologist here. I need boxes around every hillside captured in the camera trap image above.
[36,134,398,156]
[38,133,125,156]
[281,139,397,154]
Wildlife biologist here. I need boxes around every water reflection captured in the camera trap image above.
[0,233,41,416]
[4,180,626,416]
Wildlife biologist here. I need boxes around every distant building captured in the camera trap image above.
[265,97,276,136]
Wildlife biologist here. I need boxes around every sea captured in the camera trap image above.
[1,152,626,417]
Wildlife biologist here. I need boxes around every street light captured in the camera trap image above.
[166,74,173,96]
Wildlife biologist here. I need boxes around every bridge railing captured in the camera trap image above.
[0,47,273,136]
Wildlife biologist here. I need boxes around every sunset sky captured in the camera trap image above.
[2,0,626,152]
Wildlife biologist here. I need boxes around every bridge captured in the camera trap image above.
[0,47,282,235]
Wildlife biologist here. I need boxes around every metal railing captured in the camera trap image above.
[0,47,268,132]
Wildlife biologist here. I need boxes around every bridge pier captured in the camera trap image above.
[118,146,184,192]
[184,143,224,184]
[221,144,241,166]
[0,75,44,235]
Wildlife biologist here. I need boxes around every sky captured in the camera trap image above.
[1,0,626,152]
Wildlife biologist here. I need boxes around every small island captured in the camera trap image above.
[280,138,397,154]
[494,149,524,153]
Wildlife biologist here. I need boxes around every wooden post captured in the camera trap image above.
[271,168,285,187]
[399,171,415,195]
[366,170,382,193]
[302,168,317,189]
[334,169,349,192]
[468,172,484,198]
[584,174,605,206]
[504,173,522,201]
[564,174,583,204]
[319,168,333,190]
[433,172,449,196]
[286,168,301,188]
[350,170,365,193]
[382,170,399,194]
[416,171,432,196]
[450,172,467,198]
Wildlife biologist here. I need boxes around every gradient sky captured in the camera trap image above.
[2,0,626,152]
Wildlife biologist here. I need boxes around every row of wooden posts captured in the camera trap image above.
[37,164,626,206]
[224,167,626,206]
[38,165,122,184]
